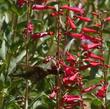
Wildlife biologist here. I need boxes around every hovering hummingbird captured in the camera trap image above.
[11,65,63,82]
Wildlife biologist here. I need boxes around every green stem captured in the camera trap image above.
[11,14,18,42]
[107,47,110,73]
[24,1,31,109]
[56,1,62,109]
[98,18,107,109]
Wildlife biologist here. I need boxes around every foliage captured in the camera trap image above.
[0,0,110,109]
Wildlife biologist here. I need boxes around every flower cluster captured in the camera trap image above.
[17,0,110,108]
[47,3,110,108]
[17,0,26,7]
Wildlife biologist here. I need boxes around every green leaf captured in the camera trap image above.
[0,35,7,60]
[106,41,110,48]
[0,92,4,108]
[6,102,20,109]
[8,50,26,74]
[0,0,5,3]
[11,5,20,16]
[91,99,104,109]
[85,77,102,87]
[64,39,75,53]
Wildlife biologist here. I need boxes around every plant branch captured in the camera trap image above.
[24,1,31,109]
[98,17,107,109]
[56,0,62,109]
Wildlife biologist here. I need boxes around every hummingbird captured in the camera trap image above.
[11,65,63,82]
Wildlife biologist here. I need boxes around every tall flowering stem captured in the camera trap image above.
[98,14,107,109]
[24,1,32,109]
[56,0,62,108]
[16,0,110,108]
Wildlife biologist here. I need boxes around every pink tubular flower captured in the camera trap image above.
[82,84,99,93]
[49,86,59,99]
[49,91,56,99]
[82,27,97,33]
[89,61,102,67]
[17,0,25,7]
[105,64,110,68]
[96,84,109,99]
[69,72,79,81]
[104,17,110,21]
[31,32,53,39]
[66,32,101,43]
[67,16,76,30]
[63,72,79,85]
[82,34,101,43]
[63,77,72,85]
[66,52,76,62]
[32,5,45,10]
[25,22,34,34]
[63,95,82,104]
[32,5,55,10]
[79,64,90,70]
[51,11,64,16]
[92,12,99,16]
[81,34,101,43]
[81,43,101,50]
[89,52,104,61]
[65,32,82,39]
[84,52,104,61]
[77,16,91,22]
[61,5,84,14]
[63,66,76,76]
[84,59,102,67]
[95,23,102,27]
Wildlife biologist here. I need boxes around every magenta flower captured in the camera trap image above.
[66,52,76,62]
[63,66,76,76]
[82,84,99,93]
[61,5,84,14]
[69,72,79,81]
[67,16,76,30]
[51,11,64,16]
[49,91,57,99]
[63,95,82,104]
[82,27,97,33]
[84,52,104,61]
[31,32,53,39]
[25,22,34,34]
[81,43,101,50]
[96,84,109,99]
[63,72,79,85]
[77,16,91,22]
[49,86,59,99]
[89,62,102,67]
[81,34,101,43]
[32,5,55,11]
[65,32,82,39]
[79,64,90,70]
[17,0,25,7]
[104,17,110,21]
[66,32,101,44]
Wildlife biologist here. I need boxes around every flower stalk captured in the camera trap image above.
[98,16,108,109]
[24,1,32,109]
[56,0,62,109]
